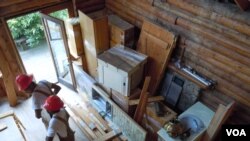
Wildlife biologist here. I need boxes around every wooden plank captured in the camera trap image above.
[85,104,110,132]
[94,130,122,141]
[65,106,95,140]
[89,113,109,132]
[0,124,7,131]
[77,100,111,132]
[69,104,97,130]
[128,96,164,106]
[202,102,235,141]
[0,110,14,119]
[134,76,151,124]
[137,20,177,96]
[0,116,24,140]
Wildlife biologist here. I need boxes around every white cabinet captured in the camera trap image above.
[97,45,147,96]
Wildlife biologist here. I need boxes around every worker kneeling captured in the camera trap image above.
[43,95,75,141]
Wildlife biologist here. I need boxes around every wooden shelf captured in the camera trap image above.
[168,63,209,89]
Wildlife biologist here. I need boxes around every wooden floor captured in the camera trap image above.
[0,84,89,141]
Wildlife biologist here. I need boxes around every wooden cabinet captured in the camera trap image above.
[97,45,147,96]
[78,9,109,78]
[108,15,134,48]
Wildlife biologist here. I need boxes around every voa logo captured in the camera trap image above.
[226,129,246,136]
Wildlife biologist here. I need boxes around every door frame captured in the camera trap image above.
[41,13,76,90]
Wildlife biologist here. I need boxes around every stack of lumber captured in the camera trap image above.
[106,0,250,125]
[62,97,126,141]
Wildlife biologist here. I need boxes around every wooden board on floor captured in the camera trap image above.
[94,130,122,141]
[136,20,177,96]
[0,116,24,141]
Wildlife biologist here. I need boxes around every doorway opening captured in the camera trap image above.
[7,9,69,84]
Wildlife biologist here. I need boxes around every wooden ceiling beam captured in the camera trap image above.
[0,0,69,18]
[0,0,28,7]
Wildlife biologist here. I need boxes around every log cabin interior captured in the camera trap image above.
[0,0,250,141]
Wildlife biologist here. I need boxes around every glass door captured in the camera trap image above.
[41,13,76,90]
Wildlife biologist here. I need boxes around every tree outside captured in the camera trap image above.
[7,9,68,49]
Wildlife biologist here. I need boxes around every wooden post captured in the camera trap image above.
[0,41,17,107]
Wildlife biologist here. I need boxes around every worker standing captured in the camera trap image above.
[15,74,61,127]
[43,95,75,141]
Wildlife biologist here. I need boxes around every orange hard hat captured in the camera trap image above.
[15,74,33,91]
[43,95,64,112]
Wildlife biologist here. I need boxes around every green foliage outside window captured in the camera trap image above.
[7,9,68,48]
[8,12,44,48]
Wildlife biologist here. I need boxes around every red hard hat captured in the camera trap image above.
[43,95,64,112]
[15,74,33,91]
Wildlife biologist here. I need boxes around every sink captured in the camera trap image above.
[157,102,215,141]
[179,114,205,133]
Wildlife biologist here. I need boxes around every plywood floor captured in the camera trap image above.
[0,84,89,141]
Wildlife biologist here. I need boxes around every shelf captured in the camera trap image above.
[168,63,209,89]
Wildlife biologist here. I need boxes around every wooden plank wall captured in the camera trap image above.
[105,0,250,124]
[73,0,105,14]
[0,0,69,18]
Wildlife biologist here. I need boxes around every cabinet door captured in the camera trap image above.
[78,10,109,78]
[137,21,176,95]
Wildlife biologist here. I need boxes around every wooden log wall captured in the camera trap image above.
[73,0,105,14]
[0,0,69,18]
[105,0,250,124]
